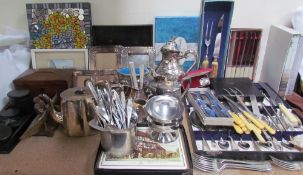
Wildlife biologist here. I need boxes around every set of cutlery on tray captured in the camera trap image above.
[187,86,303,172]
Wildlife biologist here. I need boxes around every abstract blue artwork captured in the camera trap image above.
[155,17,199,43]
[155,17,199,71]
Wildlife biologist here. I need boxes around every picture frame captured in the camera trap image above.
[31,49,88,70]
[89,46,124,70]
[122,47,156,68]
[73,70,118,88]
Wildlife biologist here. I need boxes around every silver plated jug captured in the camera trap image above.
[155,38,198,82]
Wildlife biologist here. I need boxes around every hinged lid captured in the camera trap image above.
[60,87,92,101]
[160,39,180,53]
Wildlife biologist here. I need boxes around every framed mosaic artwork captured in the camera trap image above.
[26,3,92,49]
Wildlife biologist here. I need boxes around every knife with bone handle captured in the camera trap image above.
[233,93,276,135]
[223,95,266,143]
[278,103,301,126]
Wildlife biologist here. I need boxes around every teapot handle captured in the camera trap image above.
[183,50,198,73]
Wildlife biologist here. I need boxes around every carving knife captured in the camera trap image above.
[213,14,224,59]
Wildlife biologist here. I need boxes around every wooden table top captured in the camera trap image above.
[0,116,301,175]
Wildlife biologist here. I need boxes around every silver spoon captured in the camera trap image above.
[211,138,217,148]
[281,137,295,149]
[228,136,239,151]
[258,141,273,149]
[218,137,229,150]
[238,138,250,150]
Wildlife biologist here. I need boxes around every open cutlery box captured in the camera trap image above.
[224,29,262,79]
[199,0,234,77]
[186,78,303,161]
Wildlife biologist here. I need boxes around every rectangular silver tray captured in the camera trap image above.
[186,88,233,126]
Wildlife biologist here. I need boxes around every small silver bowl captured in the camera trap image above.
[145,95,184,143]
[145,95,184,125]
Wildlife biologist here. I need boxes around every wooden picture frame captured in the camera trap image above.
[88,46,123,70]
[31,49,88,70]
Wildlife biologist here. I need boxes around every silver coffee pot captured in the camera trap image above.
[155,38,198,82]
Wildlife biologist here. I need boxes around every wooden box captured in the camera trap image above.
[13,69,74,98]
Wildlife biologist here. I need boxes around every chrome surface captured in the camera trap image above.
[155,38,197,82]
[218,137,229,150]
[270,156,303,171]
[89,46,124,70]
[145,95,184,124]
[44,88,94,136]
[238,139,250,150]
[90,118,136,157]
[192,153,272,172]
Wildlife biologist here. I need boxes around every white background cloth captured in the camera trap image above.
[0,28,30,109]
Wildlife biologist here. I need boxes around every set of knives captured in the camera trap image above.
[225,29,262,79]
[188,82,303,155]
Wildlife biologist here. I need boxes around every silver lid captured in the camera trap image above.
[160,39,180,53]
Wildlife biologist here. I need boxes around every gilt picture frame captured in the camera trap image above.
[89,46,124,70]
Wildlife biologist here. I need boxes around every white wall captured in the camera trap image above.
[1,0,303,81]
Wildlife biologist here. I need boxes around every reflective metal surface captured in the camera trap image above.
[89,119,136,157]
[145,95,184,124]
[43,87,95,136]
[155,38,197,82]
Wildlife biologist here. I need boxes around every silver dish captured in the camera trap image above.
[145,95,184,124]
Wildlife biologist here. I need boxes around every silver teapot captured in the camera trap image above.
[42,87,95,136]
[155,38,198,82]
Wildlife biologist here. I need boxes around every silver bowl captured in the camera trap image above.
[145,95,184,143]
[145,95,184,125]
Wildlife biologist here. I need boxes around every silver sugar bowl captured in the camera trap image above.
[145,95,184,143]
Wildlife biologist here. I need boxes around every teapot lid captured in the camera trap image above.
[60,87,92,101]
[161,39,180,53]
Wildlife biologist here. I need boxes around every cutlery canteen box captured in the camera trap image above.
[13,68,74,98]
[199,0,234,77]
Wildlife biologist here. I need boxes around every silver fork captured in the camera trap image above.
[192,153,272,172]
[204,20,213,58]
[270,156,303,171]
[193,153,267,165]
[193,159,272,173]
